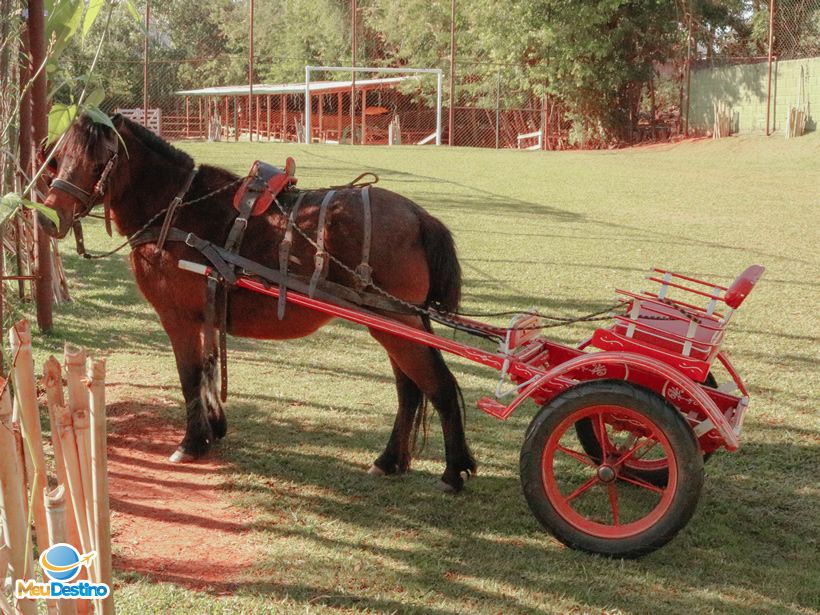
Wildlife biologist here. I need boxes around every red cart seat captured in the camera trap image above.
[591,265,764,381]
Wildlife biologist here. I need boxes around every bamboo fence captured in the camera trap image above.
[0,321,114,615]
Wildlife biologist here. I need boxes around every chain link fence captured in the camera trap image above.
[69,1,820,147]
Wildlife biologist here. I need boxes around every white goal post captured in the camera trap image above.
[304,65,443,145]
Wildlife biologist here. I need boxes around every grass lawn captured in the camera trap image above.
[19,134,820,614]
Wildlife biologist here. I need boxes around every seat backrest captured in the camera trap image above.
[724,265,765,309]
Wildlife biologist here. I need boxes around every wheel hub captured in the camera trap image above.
[596,464,616,483]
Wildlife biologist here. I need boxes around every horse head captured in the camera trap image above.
[41,113,122,238]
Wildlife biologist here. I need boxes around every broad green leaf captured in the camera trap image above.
[85,87,106,108]
[83,105,113,128]
[125,0,142,23]
[47,0,84,40]
[47,0,85,60]
[47,103,78,144]
[83,105,128,155]
[82,0,106,38]
[22,199,61,226]
[2,193,60,226]
[0,193,23,226]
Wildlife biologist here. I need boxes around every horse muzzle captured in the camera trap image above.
[41,191,76,239]
[36,211,60,237]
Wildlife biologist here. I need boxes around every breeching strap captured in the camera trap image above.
[308,190,336,297]
[277,192,306,320]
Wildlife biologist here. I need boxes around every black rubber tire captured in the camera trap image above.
[574,373,716,487]
[520,380,704,558]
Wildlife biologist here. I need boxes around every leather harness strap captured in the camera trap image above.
[157,167,198,252]
[127,171,388,403]
[355,185,373,288]
[224,185,255,253]
[309,190,335,298]
[131,226,412,314]
[277,192,306,320]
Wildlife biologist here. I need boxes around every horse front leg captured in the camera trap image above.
[159,312,216,462]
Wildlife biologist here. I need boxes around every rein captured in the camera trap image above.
[72,174,245,260]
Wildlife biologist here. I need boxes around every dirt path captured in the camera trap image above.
[106,401,260,593]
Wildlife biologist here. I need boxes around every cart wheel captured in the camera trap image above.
[574,373,716,487]
[520,380,703,558]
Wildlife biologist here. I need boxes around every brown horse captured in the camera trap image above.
[41,114,476,491]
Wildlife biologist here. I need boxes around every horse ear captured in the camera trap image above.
[111,113,123,127]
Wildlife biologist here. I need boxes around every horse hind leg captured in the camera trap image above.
[426,347,477,492]
[369,328,476,492]
[370,358,424,476]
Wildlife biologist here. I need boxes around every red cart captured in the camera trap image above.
[180,259,763,558]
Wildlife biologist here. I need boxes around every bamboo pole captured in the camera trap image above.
[9,320,50,559]
[64,346,95,554]
[88,358,113,614]
[0,527,11,615]
[43,356,81,553]
[54,402,92,557]
[43,485,66,554]
[0,526,16,614]
[44,485,77,615]
[0,379,37,615]
[12,421,30,520]
[0,526,10,578]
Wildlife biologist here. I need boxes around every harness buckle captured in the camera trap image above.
[278,239,291,262]
[355,263,373,288]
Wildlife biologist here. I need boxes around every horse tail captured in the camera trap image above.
[418,211,462,313]
[410,210,466,450]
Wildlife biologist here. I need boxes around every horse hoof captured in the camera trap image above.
[438,479,460,494]
[367,464,386,476]
[169,448,196,463]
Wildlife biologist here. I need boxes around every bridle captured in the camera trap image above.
[48,134,120,237]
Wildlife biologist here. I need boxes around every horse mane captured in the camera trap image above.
[67,113,194,169]
[117,115,194,168]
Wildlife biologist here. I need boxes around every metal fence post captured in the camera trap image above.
[304,65,311,144]
[766,0,775,135]
[495,72,501,149]
[143,0,150,127]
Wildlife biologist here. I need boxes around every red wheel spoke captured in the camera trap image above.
[556,445,596,467]
[565,476,599,503]
[614,438,658,468]
[619,473,664,494]
[596,412,610,455]
[607,483,620,525]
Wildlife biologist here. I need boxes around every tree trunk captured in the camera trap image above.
[28,0,54,332]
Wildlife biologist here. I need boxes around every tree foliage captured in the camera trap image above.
[61,0,819,145]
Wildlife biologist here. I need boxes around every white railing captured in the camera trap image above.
[517,129,542,150]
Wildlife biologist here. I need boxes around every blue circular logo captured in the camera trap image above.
[40,544,81,582]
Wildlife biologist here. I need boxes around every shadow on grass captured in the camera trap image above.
[197,401,818,613]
